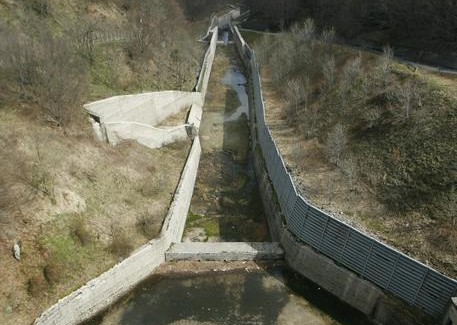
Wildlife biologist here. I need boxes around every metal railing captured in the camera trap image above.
[230,23,457,319]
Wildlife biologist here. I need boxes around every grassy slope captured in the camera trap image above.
[0,1,203,324]
[246,30,457,278]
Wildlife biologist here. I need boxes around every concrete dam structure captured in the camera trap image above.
[33,8,456,325]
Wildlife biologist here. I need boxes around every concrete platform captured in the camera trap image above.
[166,242,284,261]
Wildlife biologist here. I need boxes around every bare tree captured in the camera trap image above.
[326,123,347,166]
[68,18,99,65]
[380,45,394,78]
[320,27,336,44]
[285,77,304,122]
[322,55,336,92]
[303,18,315,42]
[339,54,362,107]
[340,155,358,190]
[397,80,420,120]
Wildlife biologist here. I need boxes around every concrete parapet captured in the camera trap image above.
[165,242,284,261]
[85,91,199,125]
[161,137,201,244]
[187,104,203,130]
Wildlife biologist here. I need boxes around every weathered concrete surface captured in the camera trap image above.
[104,122,189,149]
[85,91,200,125]
[442,298,457,325]
[166,242,284,261]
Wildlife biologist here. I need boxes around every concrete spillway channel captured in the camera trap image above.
[183,44,270,243]
[82,36,373,325]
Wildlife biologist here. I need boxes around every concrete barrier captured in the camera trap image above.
[196,27,218,100]
[166,242,284,261]
[85,91,199,125]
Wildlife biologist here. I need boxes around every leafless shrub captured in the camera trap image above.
[321,27,336,44]
[136,212,160,238]
[109,225,134,258]
[26,0,51,17]
[322,55,336,92]
[70,216,92,246]
[380,45,394,77]
[340,155,358,190]
[302,18,315,41]
[340,54,363,107]
[326,123,347,166]
[253,34,272,67]
[396,80,421,121]
[27,275,47,297]
[0,25,87,126]
[285,78,304,122]
[139,173,168,198]
[67,18,99,65]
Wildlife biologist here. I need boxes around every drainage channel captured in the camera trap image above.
[183,43,269,243]
[81,36,373,325]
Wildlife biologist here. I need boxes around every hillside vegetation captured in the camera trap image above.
[0,1,204,324]
[251,21,457,277]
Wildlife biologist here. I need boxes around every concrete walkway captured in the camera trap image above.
[166,242,284,261]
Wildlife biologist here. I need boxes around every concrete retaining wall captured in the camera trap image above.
[196,27,218,100]
[104,122,189,149]
[253,147,431,325]
[85,91,199,125]
[161,137,201,243]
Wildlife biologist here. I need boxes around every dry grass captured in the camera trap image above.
[260,43,457,278]
[0,107,190,325]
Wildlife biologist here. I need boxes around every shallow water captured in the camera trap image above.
[184,45,268,242]
[222,67,249,122]
[84,265,372,325]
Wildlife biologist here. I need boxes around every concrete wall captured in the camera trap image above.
[253,148,432,325]
[104,122,189,149]
[85,91,199,126]
[187,104,203,130]
[196,27,218,101]
[161,137,201,243]
[166,242,284,262]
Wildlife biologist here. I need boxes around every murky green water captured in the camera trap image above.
[84,264,372,325]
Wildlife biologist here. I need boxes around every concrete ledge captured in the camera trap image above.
[166,242,284,261]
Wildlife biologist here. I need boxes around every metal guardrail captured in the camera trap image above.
[230,23,457,319]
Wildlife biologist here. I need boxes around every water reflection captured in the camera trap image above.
[222,67,249,122]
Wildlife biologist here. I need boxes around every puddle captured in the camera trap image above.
[222,67,249,122]
[83,264,373,325]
